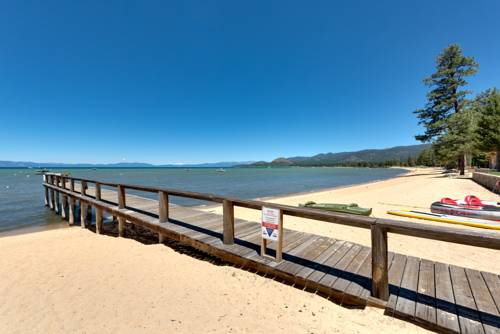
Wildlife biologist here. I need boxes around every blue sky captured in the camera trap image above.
[1,1,499,164]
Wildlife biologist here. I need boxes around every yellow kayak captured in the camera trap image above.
[387,210,500,231]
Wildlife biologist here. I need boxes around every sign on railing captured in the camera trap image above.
[261,207,283,261]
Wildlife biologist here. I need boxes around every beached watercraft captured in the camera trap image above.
[299,201,372,216]
[387,210,500,230]
[431,201,500,221]
[441,195,499,208]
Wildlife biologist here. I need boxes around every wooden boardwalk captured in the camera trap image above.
[44,176,500,334]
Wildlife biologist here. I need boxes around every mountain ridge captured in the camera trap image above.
[0,161,252,168]
[247,144,430,167]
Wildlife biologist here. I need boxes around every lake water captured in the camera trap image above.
[0,167,405,233]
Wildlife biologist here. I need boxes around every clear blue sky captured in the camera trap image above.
[1,1,499,164]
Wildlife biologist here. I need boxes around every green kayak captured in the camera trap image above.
[299,201,372,216]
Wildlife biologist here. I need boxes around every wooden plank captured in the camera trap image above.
[386,254,408,314]
[415,259,436,326]
[295,240,346,282]
[185,218,229,241]
[345,252,395,304]
[275,237,335,276]
[450,265,485,334]
[307,241,354,285]
[331,246,371,293]
[260,232,312,267]
[394,256,419,319]
[173,214,223,236]
[482,272,500,314]
[378,219,500,250]
[243,230,304,263]
[466,269,500,334]
[207,221,258,247]
[359,253,397,302]
[434,262,460,333]
[318,244,362,290]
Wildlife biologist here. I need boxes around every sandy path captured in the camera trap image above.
[202,168,500,274]
[0,228,429,334]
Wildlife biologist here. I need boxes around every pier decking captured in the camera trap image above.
[43,174,500,333]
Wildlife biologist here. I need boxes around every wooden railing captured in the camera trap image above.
[42,173,500,302]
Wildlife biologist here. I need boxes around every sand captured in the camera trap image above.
[202,168,500,274]
[0,228,429,334]
[1,167,498,333]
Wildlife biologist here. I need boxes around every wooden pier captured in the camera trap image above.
[43,173,500,333]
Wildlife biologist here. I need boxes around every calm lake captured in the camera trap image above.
[0,167,405,233]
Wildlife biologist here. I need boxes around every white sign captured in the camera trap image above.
[261,207,280,241]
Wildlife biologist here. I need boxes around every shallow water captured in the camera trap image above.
[0,167,405,233]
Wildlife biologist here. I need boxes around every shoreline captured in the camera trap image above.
[195,166,413,210]
[0,221,69,238]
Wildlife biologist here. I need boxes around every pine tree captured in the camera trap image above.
[414,44,478,174]
[433,107,478,170]
[474,88,500,170]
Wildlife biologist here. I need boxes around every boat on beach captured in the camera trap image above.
[431,202,500,221]
[430,195,500,221]
[299,201,372,216]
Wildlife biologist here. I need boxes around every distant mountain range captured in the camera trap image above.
[0,144,430,168]
[0,161,252,168]
[247,144,430,167]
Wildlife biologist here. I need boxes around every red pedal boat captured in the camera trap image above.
[430,195,500,221]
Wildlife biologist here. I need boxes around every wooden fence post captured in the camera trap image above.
[223,199,235,245]
[277,210,284,261]
[95,182,103,234]
[43,175,49,206]
[69,179,75,225]
[54,176,60,214]
[49,175,55,210]
[371,221,389,301]
[60,176,67,220]
[117,185,126,237]
[158,191,169,243]
[80,181,87,228]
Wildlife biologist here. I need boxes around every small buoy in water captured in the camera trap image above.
[6,185,10,189]
[26,175,30,177]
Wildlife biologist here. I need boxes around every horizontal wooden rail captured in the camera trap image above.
[43,173,500,249]
[43,173,500,303]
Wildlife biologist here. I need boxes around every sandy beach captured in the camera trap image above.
[0,228,429,334]
[1,167,498,333]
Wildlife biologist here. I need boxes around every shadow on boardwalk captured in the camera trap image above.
[85,216,499,334]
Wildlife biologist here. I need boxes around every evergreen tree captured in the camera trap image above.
[414,44,478,174]
[474,88,500,170]
[433,107,478,171]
